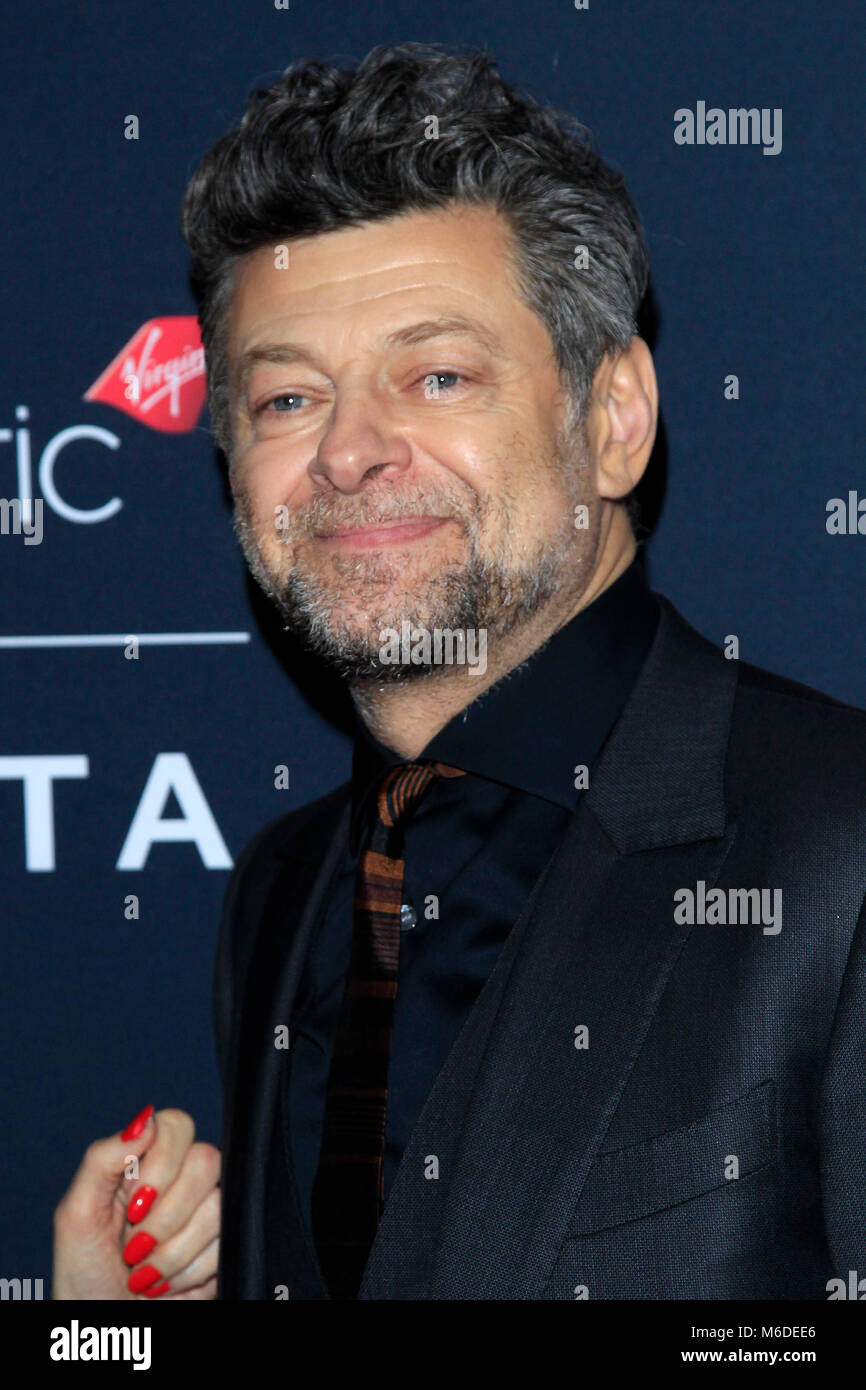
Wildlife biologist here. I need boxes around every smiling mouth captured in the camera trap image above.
[315,516,451,549]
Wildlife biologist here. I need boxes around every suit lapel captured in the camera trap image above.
[362,596,741,1299]
[428,809,738,1298]
[223,794,350,1299]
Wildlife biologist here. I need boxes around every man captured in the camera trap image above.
[54,42,866,1301]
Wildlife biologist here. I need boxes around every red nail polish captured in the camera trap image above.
[128,1263,161,1294]
[123,1230,157,1266]
[121,1104,154,1142]
[143,1280,170,1298]
[127,1185,158,1224]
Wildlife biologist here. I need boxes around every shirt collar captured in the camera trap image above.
[349,557,660,854]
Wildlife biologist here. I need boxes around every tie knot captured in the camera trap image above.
[376,760,465,829]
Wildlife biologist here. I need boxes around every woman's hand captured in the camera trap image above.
[52,1105,220,1300]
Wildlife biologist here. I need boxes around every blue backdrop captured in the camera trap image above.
[2,0,864,1283]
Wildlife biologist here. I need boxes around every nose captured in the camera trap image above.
[310,385,412,493]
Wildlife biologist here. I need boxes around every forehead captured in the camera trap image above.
[225,204,535,351]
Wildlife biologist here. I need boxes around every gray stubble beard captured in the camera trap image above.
[231,419,599,684]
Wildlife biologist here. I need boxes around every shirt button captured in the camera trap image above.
[400,903,417,931]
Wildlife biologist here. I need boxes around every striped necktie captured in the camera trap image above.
[310,759,465,1300]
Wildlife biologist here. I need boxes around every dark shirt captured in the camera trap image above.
[286,557,661,1235]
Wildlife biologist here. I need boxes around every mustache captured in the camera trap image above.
[276,483,480,537]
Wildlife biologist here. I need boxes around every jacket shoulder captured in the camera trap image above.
[234,779,352,864]
[651,594,866,831]
[726,651,866,821]
[736,656,866,719]
[732,653,866,743]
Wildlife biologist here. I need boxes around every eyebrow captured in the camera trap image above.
[232,314,508,398]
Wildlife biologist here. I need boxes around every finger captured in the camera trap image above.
[56,1105,157,1234]
[121,1108,195,1226]
[133,1236,219,1299]
[123,1181,220,1285]
[122,1138,219,1253]
[161,1274,218,1301]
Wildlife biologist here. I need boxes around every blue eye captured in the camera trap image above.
[262,394,307,413]
[422,372,464,394]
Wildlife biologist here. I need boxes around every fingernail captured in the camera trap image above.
[121,1104,154,1142]
[143,1280,171,1298]
[123,1230,157,1266]
[128,1263,161,1294]
[127,1185,158,1224]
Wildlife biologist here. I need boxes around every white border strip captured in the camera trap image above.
[0,632,251,649]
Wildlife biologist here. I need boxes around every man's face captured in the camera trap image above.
[225,203,602,681]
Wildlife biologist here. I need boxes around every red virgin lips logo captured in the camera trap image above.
[84,317,206,432]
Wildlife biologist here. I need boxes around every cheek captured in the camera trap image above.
[234,440,311,520]
[476,424,568,510]
[411,416,525,501]
[505,452,583,550]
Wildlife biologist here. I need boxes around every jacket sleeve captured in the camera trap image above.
[819,882,866,1279]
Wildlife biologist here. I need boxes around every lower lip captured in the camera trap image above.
[316,517,448,550]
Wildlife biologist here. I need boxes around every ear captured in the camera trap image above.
[588,338,658,500]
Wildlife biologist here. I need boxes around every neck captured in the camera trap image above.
[350,525,638,759]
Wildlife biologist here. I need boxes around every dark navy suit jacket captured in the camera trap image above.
[213,594,866,1299]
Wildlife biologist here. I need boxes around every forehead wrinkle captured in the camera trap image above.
[267,278,497,314]
[264,240,505,288]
